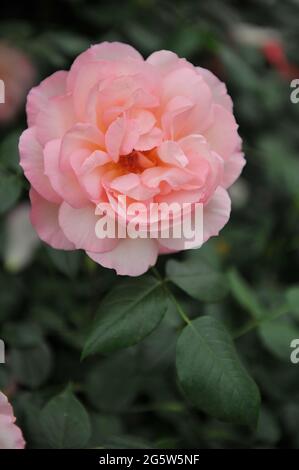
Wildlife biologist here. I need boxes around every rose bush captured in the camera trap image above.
[19,42,245,276]
[0,392,25,449]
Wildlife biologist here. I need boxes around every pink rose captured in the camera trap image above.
[0,392,25,449]
[0,42,35,125]
[19,42,245,276]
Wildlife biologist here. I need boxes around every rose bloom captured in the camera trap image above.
[0,42,35,124]
[19,42,245,276]
[0,392,25,449]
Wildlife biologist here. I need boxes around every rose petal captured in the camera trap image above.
[204,104,241,160]
[87,237,158,276]
[0,392,25,449]
[19,127,61,203]
[222,151,246,188]
[30,189,75,250]
[44,139,89,208]
[59,202,118,252]
[26,71,67,127]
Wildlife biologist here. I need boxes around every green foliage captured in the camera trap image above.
[0,171,22,214]
[46,248,83,278]
[228,269,265,320]
[10,342,52,388]
[166,255,228,302]
[40,387,91,449]
[83,276,168,357]
[0,131,22,173]
[258,318,299,361]
[85,351,141,412]
[176,316,260,428]
[286,286,299,318]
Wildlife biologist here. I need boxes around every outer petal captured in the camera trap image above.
[30,189,75,250]
[202,186,231,242]
[87,237,159,276]
[222,151,246,189]
[196,67,233,111]
[67,42,143,91]
[89,42,143,62]
[0,392,25,449]
[158,186,231,252]
[26,71,68,127]
[19,127,61,203]
[204,104,241,160]
[146,50,193,76]
[59,202,118,253]
[67,43,145,118]
[158,230,203,253]
[35,94,76,146]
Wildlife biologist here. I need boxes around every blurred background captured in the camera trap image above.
[1,0,299,449]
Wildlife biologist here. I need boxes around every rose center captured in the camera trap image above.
[118,149,158,174]
[119,151,140,172]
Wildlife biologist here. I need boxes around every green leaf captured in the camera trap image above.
[126,23,162,52]
[185,240,221,270]
[166,256,228,303]
[286,286,299,319]
[0,274,22,321]
[42,31,89,56]
[10,342,52,388]
[15,395,47,449]
[282,404,299,443]
[2,321,43,347]
[220,46,260,91]
[258,136,299,199]
[228,269,265,320]
[176,316,260,428]
[0,130,22,173]
[0,171,22,214]
[85,351,140,412]
[46,248,82,278]
[82,275,167,357]
[88,413,123,447]
[171,27,203,57]
[40,388,91,449]
[256,407,281,445]
[0,21,33,41]
[258,317,299,361]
